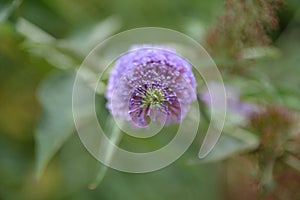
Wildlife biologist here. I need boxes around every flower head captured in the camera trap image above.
[106,45,197,127]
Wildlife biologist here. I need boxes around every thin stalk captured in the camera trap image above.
[88,117,123,189]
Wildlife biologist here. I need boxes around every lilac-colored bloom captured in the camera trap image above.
[199,82,258,117]
[106,45,197,127]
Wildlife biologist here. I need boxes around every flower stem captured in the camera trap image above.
[88,116,123,190]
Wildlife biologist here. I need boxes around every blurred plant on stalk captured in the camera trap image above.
[205,0,284,72]
[199,0,300,199]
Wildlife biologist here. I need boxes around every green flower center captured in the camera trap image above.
[141,87,165,109]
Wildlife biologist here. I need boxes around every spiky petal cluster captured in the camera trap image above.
[106,45,197,127]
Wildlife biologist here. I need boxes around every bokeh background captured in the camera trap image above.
[1,0,300,199]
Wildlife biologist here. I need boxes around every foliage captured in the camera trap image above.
[1,0,300,199]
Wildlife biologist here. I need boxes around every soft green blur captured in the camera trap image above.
[0,0,299,200]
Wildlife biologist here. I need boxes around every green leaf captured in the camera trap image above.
[0,0,22,23]
[16,17,120,71]
[23,43,79,70]
[16,18,80,70]
[195,129,259,163]
[64,16,121,55]
[240,46,281,60]
[16,18,56,43]
[35,70,76,178]
[283,154,300,173]
[250,12,300,99]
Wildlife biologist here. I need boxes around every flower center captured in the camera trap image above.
[141,87,166,110]
[128,83,181,127]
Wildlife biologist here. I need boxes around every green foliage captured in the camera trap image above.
[1,0,300,199]
[0,0,22,23]
[35,70,76,178]
[196,129,259,163]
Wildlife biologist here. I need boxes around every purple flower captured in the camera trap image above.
[106,45,197,127]
[199,82,259,118]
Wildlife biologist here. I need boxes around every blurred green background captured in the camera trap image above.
[1,0,300,199]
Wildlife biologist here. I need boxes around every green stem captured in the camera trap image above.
[197,96,211,123]
[261,159,275,194]
[88,117,123,190]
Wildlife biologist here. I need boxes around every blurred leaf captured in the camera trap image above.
[241,46,281,60]
[196,129,259,163]
[16,17,121,70]
[24,43,79,69]
[278,89,300,110]
[59,133,222,200]
[250,11,300,100]
[283,154,300,173]
[97,164,221,200]
[63,16,121,55]
[35,70,76,178]
[16,18,80,69]
[16,18,56,43]
[0,0,22,23]
[253,48,300,96]
[285,140,300,156]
